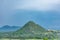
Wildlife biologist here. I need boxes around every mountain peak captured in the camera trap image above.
[27,21,35,23]
[22,21,37,28]
[17,21,46,33]
[26,21,36,25]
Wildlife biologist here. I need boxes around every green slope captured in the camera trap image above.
[12,21,46,38]
[17,21,46,33]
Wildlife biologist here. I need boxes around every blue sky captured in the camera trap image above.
[0,0,60,30]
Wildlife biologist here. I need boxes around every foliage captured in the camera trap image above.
[43,37,48,40]
[0,21,59,39]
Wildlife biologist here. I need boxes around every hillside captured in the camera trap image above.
[0,21,58,39]
[12,21,46,38]
[17,21,46,33]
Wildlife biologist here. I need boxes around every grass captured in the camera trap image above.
[0,39,59,40]
[0,39,42,40]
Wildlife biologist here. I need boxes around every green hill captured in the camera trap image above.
[17,21,46,33]
[13,21,46,39]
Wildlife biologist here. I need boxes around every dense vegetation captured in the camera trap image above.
[0,21,60,39]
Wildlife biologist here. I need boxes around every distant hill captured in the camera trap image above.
[13,21,46,38]
[0,25,20,32]
[17,21,46,32]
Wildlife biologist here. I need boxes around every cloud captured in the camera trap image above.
[16,0,60,11]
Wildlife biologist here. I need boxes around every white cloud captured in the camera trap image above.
[16,0,60,11]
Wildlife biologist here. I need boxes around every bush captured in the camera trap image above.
[43,37,48,40]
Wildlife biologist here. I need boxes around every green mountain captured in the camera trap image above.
[17,21,46,33]
[12,21,46,38]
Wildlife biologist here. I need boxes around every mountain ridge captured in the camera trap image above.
[0,25,20,32]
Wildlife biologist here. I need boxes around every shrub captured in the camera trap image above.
[43,37,48,40]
